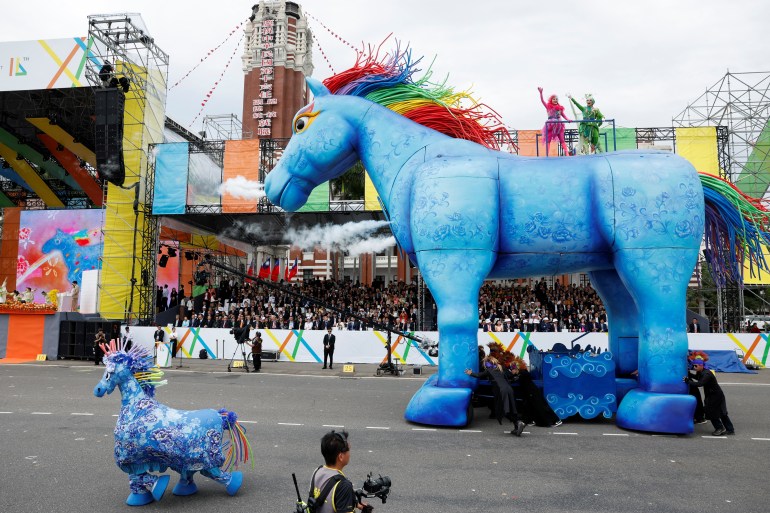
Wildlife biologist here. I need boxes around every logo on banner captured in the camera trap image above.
[8,57,29,76]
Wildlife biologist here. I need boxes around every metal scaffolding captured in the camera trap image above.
[202,115,252,141]
[86,13,169,322]
[673,71,770,192]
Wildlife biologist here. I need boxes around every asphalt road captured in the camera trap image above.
[1,362,768,513]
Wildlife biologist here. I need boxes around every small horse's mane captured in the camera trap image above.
[100,338,167,396]
[322,42,516,151]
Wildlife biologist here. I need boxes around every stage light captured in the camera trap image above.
[184,251,194,261]
[109,77,119,88]
[168,247,177,258]
[15,153,24,161]
[2,161,10,169]
[158,254,169,268]
[99,63,114,86]
[56,143,64,151]
[118,76,130,93]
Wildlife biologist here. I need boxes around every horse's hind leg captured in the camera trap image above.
[201,467,243,496]
[126,472,170,506]
[612,248,696,434]
[404,249,496,427]
[588,270,640,375]
[172,470,198,496]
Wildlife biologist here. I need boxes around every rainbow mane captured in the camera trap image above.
[323,42,515,151]
[700,172,770,287]
[100,338,167,397]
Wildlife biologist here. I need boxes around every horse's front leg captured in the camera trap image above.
[172,469,198,496]
[126,472,170,506]
[404,249,495,427]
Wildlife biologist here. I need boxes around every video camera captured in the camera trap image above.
[231,325,251,344]
[354,473,392,512]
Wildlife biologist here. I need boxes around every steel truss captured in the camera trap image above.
[674,71,770,188]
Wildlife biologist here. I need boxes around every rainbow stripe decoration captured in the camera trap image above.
[322,42,514,151]
[701,172,770,287]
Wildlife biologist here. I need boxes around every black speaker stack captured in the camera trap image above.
[58,319,122,360]
[94,87,126,186]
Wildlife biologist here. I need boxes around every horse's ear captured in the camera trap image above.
[306,77,330,98]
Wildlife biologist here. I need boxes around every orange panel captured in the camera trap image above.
[4,314,45,361]
[516,129,559,157]
[222,139,261,213]
[0,207,21,292]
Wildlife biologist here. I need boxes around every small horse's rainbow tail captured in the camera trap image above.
[700,172,770,287]
[219,409,254,471]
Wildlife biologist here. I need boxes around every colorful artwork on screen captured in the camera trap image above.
[156,242,180,307]
[17,209,104,303]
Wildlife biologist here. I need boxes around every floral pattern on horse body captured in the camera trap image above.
[265,49,770,434]
[94,340,250,506]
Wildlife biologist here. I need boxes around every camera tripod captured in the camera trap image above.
[226,342,251,373]
[377,329,402,376]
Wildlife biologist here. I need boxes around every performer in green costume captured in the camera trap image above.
[568,93,604,154]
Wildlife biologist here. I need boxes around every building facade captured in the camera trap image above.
[241,1,313,140]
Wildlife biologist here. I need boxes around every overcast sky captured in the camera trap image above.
[4,0,768,132]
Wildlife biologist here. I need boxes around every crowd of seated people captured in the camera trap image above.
[172,277,420,332]
[478,279,608,333]
[166,275,613,333]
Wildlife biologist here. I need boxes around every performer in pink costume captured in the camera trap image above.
[538,87,572,156]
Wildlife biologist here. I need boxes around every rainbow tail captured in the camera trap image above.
[219,409,254,471]
[700,172,770,287]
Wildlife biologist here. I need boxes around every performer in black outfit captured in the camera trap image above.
[508,362,562,427]
[322,327,336,369]
[685,356,735,436]
[466,357,525,436]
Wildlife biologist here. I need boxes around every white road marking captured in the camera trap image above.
[459,429,482,433]
[751,437,770,441]
[239,420,258,424]
[411,427,436,431]
[365,426,390,430]
[30,412,51,415]
[702,436,728,439]
[603,433,629,436]
[71,413,94,416]
[553,432,579,435]
[0,411,13,414]
[323,424,345,428]
[277,422,303,426]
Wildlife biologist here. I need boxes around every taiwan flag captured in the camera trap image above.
[257,258,271,279]
[270,258,281,282]
[245,260,255,283]
[284,258,299,282]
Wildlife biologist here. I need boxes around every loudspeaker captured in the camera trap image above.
[158,254,169,268]
[94,87,126,186]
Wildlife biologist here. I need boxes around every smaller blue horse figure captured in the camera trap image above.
[265,48,770,434]
[94,340,250,506]
[41,228,102,283]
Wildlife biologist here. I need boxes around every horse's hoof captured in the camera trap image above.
[126,492,154,507]
[226,471,243,496]
[151,475,170,502]
[616,389,696,434]
[404,374,473,427]
[172,478,198,496]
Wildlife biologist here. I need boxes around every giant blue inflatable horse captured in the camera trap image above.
[94,340,250,505]
[265,51,769,434]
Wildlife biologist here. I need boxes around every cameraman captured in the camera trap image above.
[309,430,368,513]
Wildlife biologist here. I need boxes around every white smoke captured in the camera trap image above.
[285,220,395,256]
[221,220,263,240]
[346,235,397,257]
[218,175,265,200]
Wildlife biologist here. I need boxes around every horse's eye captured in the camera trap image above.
[294,117,306,133]
[105,372,112,380]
